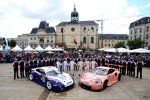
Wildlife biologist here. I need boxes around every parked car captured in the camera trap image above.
[29,66,75,91]
[79,67,121,91]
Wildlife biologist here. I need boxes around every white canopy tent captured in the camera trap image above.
[51,48,64,51]
[117,47,130,53]
[129,48,150,53]
[24,45,34,51]
[44,45,53,51]
[11,44,22,52]
[104,48,116,53]
[98,47,111,51]
[35,45,45,51]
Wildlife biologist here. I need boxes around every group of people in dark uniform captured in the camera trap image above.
[103,58,144,79]
[13,55,144,80]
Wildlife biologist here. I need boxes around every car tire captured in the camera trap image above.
[103,81,108,90]
[46,81,53,90]
[118,74,121,81]
[29,74,33,81]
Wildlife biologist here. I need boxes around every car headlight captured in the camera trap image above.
[53,79,61,84]
[95,79,101,83]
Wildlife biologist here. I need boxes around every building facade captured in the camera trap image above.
[99,34,128,48]
[129,17,150,49]
[55,5,99,50]
[18,21,56,48]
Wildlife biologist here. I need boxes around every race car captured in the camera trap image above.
[29,66,75,91]
[79,67,121,91]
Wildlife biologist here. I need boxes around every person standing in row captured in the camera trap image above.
[25,61,30,78]
[13,59,19,80]
[70,58,75,76]
[78,59,83,77]
[136,60,144,79]
[19,59,25,78]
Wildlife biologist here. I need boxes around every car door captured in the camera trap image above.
[35,69,46,84]
[107,69,115,85]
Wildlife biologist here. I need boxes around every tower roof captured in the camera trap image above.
[71,5,79,17]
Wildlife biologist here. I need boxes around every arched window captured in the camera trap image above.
[83,37,86,43]
[91,27,94,32]
[39,38,44,44]
[91,37,94,43]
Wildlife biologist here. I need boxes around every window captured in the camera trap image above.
[83,27,86,32]
[130,30,132,35]
[145,42,148,46]
[34,37,36,40]
[134,35,136,39]
[71,28,75,32]
[146,34,148,39]
[134,29,137,34]
[61,28,64,33]
[47,40,49,43]
[30,38,32,40]
[105,44,107,46]
[51,40,53,43]
[146,27,149,32]
[83,37,86,43]
[140,28,142,33]
[108,44,110,46]
[91,27,94,32]
[91,37,94,43]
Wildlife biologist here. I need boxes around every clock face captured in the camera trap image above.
[71,28,75,32]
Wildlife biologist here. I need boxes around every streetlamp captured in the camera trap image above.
[61,28,64,48]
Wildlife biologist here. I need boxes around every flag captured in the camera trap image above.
[74,37,77,45]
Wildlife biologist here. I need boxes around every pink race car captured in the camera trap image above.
[79,67,121,91]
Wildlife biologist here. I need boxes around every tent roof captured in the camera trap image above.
[24,45,34,51]
[11,45,22,52]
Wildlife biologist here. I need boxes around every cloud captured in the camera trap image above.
[0,0,142,38]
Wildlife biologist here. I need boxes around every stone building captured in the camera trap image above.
[99,34,128,48]
[55,5,99,50]
[129,17,150,49]
[18,21,56,48]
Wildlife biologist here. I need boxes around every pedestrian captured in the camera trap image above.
[122,60,127,75]
[13,59,19,80]
[19,59,25,78]
[29,59,33,74]
[127,61,131,76]
[63,58,68,72]
[78,58,83,77]
[70,58,75,76]
[136,60,144,79]
[131,60,136,77]
[25,61,30,78]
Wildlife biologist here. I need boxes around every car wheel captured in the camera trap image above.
[29,74,33,81]
[118,74,121,81]
[103,81,108,90]
[46,81,53,90]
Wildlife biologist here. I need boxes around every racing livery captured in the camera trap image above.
[29,66,75,91]
[79,67,121,91]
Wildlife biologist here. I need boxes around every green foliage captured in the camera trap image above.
[114,41,126,48]
[127,38,144,50]
[9,39,16,47]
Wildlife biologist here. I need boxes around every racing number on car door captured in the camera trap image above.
[41,75,46,83]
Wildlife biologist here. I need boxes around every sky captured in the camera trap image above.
[0,0,150,38]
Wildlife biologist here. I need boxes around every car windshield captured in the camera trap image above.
[46,70,61,76]
[92,68,108,76]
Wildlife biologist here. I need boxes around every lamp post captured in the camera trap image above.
[61,28,64,48]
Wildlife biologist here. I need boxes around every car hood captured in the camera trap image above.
[82,72,106,82]
[47,73,73,84]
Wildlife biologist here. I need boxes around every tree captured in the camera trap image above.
[114,41,126,48]
[127,38,144,50]
[9,39,16,47]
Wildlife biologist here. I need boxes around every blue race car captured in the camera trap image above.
[29,66,75,91]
